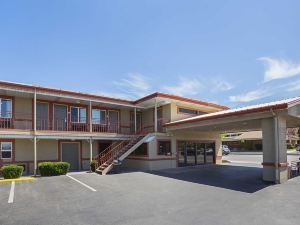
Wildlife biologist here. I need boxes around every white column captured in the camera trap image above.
[215,135,222,164]
[134,107,137,134]
[154,99,158,132]
[89,139,93,163]
[33,90,37,176]
[33,137,37,176]
[34,90,37,131]
[89,101,92,133]
[262,116,288,183]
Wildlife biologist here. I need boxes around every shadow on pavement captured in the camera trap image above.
[146,164,272,193]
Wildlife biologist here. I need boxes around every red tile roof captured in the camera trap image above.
[0,80,228,109]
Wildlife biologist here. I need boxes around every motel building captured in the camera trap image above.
[0,81,300,184]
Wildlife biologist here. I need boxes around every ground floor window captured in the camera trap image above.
[130,143,148,156]
[177,141,215,167]
[1,142,12,159]
[158,141,171,156]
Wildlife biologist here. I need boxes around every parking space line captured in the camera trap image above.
[8,181,15,204]
[66,174,97,192]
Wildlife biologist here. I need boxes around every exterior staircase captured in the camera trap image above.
[94,134,152,175]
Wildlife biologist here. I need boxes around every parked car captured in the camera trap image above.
[296,145,300,152]
[222,145,231,155]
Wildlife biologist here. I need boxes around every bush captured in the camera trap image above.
[38,162,70,176]
[54,162,70,175]
[287,144,295,150]
[1,165,24,179]
[90,160,97,172]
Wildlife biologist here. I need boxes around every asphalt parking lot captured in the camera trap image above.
[1,164,300,225]
[223,151,300,165]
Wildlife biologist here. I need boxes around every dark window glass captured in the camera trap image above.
[79,108,86,123]
[92,109,106,124]
[130,143,148,156]
[71,107,78,122]
[1,151,11,159]
[1,99,12,118]
[1,142,12,159]
[158,141,171,155]
[178,107,198,115]
[178,107,207,116]
[71,107,86,123]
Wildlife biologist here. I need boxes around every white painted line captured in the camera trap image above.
[229,160,261,164]
[66,174,96,192]
[8,181,15,204]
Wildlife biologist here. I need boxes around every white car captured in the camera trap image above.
[222,145,231,155]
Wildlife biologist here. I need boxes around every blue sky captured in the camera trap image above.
[0,0,299,107]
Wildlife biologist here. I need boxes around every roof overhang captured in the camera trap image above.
[166,97,300,133]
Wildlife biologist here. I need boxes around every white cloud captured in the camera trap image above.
[258,57,300,82]
[286,80,300,92]
[212,79,234,92]
[163,77,203,96]
[229,89,271,102]
[113,73,152,98]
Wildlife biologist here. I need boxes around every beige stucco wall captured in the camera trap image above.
[169,102,222,122]
[142,108,154,128]
[15,139,58,161]
[15,139,34,161]
[124,130,222,171]
[82,140,98,158]
[120,108,130,124]
[37,140,58,161]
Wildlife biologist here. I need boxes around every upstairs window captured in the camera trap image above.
[71,107,86,123]
[92,109,106,124]
[1,142,12,159]
[0,99,12,118]
[178,107,207,116]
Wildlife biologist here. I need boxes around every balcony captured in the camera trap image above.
[0,113,169,135]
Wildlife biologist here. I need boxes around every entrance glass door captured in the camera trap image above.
[205,143,215,164]
[186,142,196,166]
[178,142,186,167]
[196,143,205,164]
[178,141,215,167]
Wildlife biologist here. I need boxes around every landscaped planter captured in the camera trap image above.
[38,162,70,176]
[0,165,24,179]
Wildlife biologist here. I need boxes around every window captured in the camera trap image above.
[71,107,86,123]
[92,109,106,124]
[0,99,12,118]
[1,142,12,159]
[178,107,207,116]
[130,143,148,156]
[158,141,171,156]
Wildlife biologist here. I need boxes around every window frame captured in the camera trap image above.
[92,109,107,125]
[70,106,87,123]
[177,106,206,116]
[0,98,13,119]
[157,140,172,156]
[1,142,12,160]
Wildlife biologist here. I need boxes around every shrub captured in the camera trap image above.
[90,160,97,172]
[54,162,70,175]
[38,162,70,176]
[1,165,24,179]
[287,144,295,150]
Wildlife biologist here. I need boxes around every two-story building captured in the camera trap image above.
[0,81,228,175]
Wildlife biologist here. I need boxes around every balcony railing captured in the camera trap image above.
[0,113,169,135]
